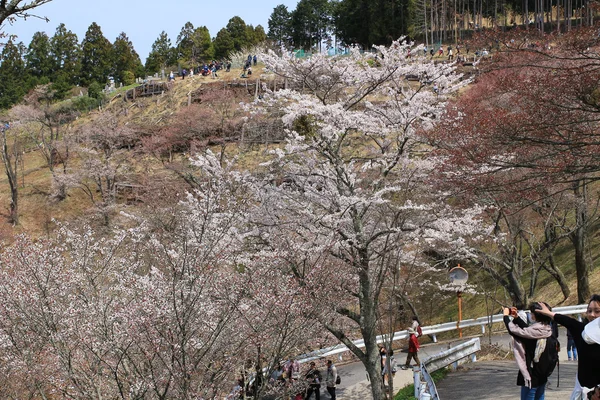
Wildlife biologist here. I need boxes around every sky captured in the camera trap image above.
[5,0,300,62]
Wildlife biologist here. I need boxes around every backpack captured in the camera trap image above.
[417,325,423,337]
[535,335,559,380]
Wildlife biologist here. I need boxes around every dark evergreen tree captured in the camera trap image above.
[0,40,27,109]
[112,32,143,85]
[291,0,332,51]
[226,16,248,52]
[50,23,80,85]
[176,21,195,61]
[254,25,267,44]
[80,22,113,86]
[212,28,235,59]
[334,0,371,48]
[245,24,267,47]
[191,26,213,63]
[268,4,293,47]
[25,31,53,81]
[145,31,175,75]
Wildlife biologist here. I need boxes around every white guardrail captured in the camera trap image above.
[297,304,587,362]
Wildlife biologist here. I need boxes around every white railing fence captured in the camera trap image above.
[297,304,586,363]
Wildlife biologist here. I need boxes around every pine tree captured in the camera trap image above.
[291,0,332,51]
[212,28,234,59]
[268,5,293,47]
[176,21,195,62]
[80,22,113,87]
[49,23,80,86]
[191,26,213,63]
[0,40,27,109]
[25,32,53,81]
[226,16,248,52]
[145,31,174,75]
[112,32,143,85]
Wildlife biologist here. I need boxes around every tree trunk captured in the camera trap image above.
[1,129,18,225]
[570,179,591,304]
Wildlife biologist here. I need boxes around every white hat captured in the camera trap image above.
[583,318,600,345]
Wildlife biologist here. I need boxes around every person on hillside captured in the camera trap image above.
[402,328,420,369]
[567,329,578,361]
[438,46,444,57]
[503,303,558,400]
[168,71,174,81]
[253,55,257,66]
[325,359,338,400]
[304,361,322,400]
[535,296,600,400]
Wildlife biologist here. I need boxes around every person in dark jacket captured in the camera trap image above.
[503,303,557,400]
[304,361,321,400]
[536,296,600,400]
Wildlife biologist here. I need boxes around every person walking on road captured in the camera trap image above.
[503,303,558,400]
[535,296,600,400]
[402,328,420,369]
[567,329,578,361]
[305,361,321,400]
[326,359,337,400]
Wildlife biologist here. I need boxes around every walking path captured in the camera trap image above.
[332,327,578,399]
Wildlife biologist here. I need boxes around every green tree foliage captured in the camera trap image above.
[291,0,332,51]
[213,28,234,59]
[112,32,143,85]
[49,23,80,85]
[245,24,267,47]
[226,16,248,52]
[25,32,53,80]
[0,40,27,109]
[80,22,113,86]
[176,21,195,61]
[333,0,372,48]
[268,4,293,47]
[334,0,413,48]
[145,31,175,75]
[191,26,213,63]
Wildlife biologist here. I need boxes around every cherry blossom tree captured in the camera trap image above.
[223,42,489,399]
[63,112,138,225]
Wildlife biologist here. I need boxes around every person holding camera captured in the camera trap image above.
[503,303,558,400]
[535,296,600,400]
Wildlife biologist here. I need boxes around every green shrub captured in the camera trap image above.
[72,95,101,112]
[122,71,135,86]
[87,81,103,99]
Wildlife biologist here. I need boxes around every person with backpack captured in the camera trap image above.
[535,296,600,400]
[503,303,558,400]
[325,359,338,400]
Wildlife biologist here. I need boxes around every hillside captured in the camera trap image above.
[1,58,599,331]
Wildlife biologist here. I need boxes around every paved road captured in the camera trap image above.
[321,326,579,399]
[436,360,577,399]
